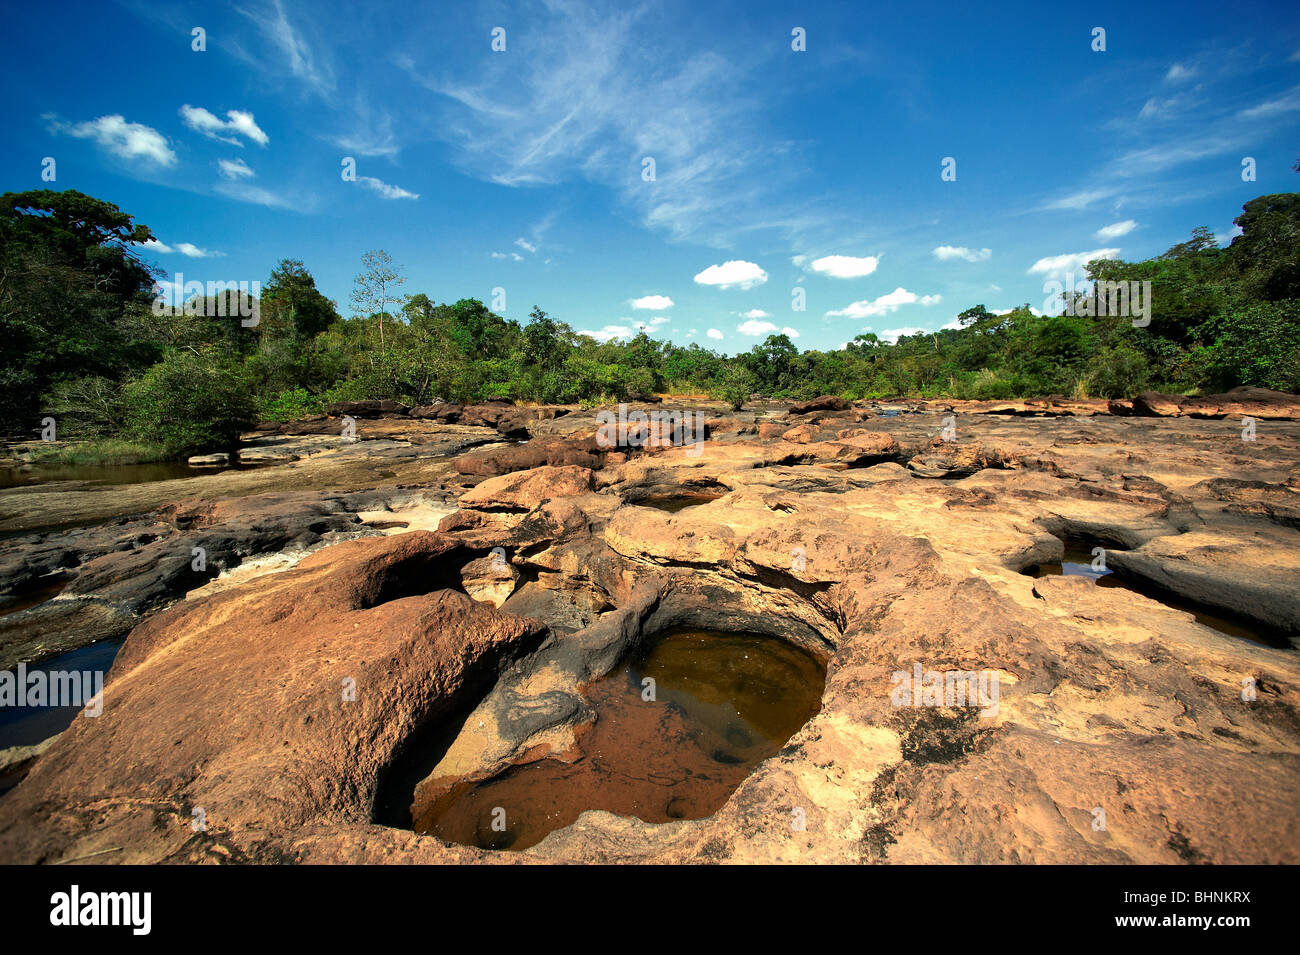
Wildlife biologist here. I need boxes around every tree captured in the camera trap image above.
[350,250,407,354]
[262,259,340,340]
[0,189,159,425]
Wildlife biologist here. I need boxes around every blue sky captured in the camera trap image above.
[3,0,1298,353]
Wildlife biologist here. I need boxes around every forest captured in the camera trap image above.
[2,188,1297,460]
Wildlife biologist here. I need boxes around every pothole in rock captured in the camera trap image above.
[631,493,725,513]
[1023,538,1293,649]
[411,627,827,852]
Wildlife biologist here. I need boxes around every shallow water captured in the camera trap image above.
[414,628,826,851]
[0,459,270,490]
[0,637,125,750]
[1027,544,1290,649]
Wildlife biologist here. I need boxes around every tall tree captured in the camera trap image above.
[349,250,407,354]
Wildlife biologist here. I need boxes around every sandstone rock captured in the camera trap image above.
[459,466,595,512]
[787,396,850,415]
[454,437,603,477]
[188,453,229,466]
[0,532,548,864]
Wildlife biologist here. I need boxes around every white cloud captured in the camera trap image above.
[694,260,768,290]
[1240,85,1300,119]
[213,182,300,209]
[1040,188,1116,211]
[399,5,831,248]
[876,327,928,344]
[51,114,176,166]
[739,308,770,319]
[180,105,269,147]
[141,239,222,258]
[737,319,778,336]
[490,251,524,261]
[1165,63,1196,83]
[580,324,635,342]
[781,326,800,338]
[218,158,255,180]
[1027,248,1121,274]
[636,316,670,331]
[707,328,724,340]
[932,245,991,263]
[356,175,419,200]
[515,237,537,253]
[1094,220,1136,240]
[808,254,879,278]
[825,288,942,319]
[235,0,335,93]
[791,254,807,267]
[629,294,674,310]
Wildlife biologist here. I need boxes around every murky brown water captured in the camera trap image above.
[415,628,826,851]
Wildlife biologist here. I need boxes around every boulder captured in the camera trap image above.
[787,396,851,415]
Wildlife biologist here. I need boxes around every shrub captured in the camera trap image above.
[122,349,257,456]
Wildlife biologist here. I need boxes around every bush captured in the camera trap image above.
[257,387,325,422]
[122,349,257,456]
[1200,300,1300,392]
[1086,345,1151,398]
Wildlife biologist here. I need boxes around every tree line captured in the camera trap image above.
[1,188,1296,460]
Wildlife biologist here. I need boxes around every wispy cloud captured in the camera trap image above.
[218,158,255,180]
[234,0,334,93]
[141,239,223,258]
[398,4,820,247]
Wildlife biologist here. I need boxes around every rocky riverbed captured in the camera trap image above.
[1,388,1298,863]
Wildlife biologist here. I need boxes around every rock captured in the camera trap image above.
[787,396,850,415]
[0,532,548,864]
[459,466,596,512]
[188,453,229,466]
[409,403,463,422]
[454,437,603,477]
[459,554,521,607]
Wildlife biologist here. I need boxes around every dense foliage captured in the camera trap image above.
[2,188,1297,457]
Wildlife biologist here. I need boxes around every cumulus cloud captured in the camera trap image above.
[1094,220,1136,240]
[825,288,942,319]
[141,239,222,258]
[707,328,724,340]
[356,175,418,200]
[932,246,991,263]
[739,309,770,318]
[808,254,879,278]
[737,319,777,336]
[1027,248,1121,274]
[875,327,929,344]
[180,105,269,147]
[515,237,537,253]
[636,316,670,331]
[694,260,767,290]
[51,114,176,166]
[580,324,634,342]
[218,158,255,180]
[630,294,674,310]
